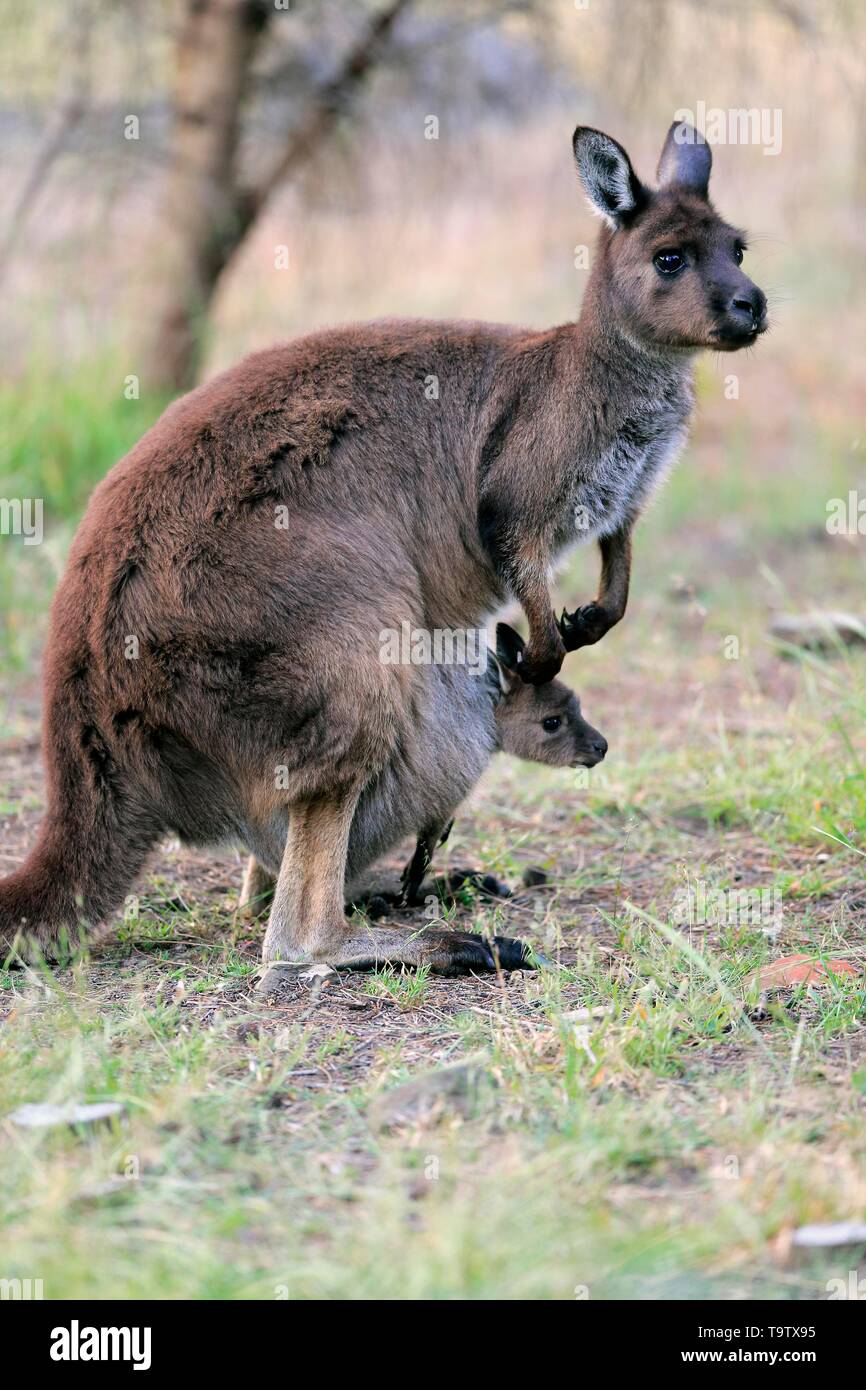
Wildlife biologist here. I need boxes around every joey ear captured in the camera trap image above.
[572,126,646,228]
[495,622,525,680]
[657,121,712,196]
[490,654,512,698]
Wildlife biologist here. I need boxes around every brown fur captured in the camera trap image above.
[0,121,765,972]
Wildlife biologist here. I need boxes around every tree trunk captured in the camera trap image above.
[139,0,411,395]
[141,0,267,393]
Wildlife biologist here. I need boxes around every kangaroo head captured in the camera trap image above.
[573,121,767,353]
[492,624,607,769]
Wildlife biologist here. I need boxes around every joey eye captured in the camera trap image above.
[733,245,744,265]
[653,249,686,276]
[541,716,562,734]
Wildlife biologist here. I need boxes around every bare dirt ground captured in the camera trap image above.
[2,527,864,1299]
[2,642,859,1058]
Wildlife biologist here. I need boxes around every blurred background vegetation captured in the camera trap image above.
[0,0,864,666]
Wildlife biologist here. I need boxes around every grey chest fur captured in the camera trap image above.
[563,371,693,548]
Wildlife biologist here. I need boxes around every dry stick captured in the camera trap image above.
[243,0,413,224]
[0,93,87,287]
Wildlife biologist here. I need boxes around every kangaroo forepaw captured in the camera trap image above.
[443,869,512,901]
[347,890,399,920]
[516,644,565,685]
[558,602,610,651]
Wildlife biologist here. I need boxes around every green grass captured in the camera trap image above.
[365,962,432,1007]
[0,363,167,670]
[590,660,866,850]
[0,364,165,517]
[1,915,864,1299]
[1,363,865,1299]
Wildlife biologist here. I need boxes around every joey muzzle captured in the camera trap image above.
[573,720,607,768]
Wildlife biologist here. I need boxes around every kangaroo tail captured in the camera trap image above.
[0,722,160,957]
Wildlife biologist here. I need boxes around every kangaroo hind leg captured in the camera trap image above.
[262,787,359,965]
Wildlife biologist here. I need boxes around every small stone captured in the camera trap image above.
[562,1005,613,1022]
[370,1058,490,1132]
[9,1101,125,1130]
[771,611,866,654]
[792,1222,866,1250]
[256,961,306,995]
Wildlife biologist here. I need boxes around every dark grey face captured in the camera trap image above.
[574,121,770,354]
[616,189,769,352]
[496,681,608,770]
[539,692,609,768]
[493,622,608,770]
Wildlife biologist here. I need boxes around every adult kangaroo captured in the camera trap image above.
[0,120,766,970]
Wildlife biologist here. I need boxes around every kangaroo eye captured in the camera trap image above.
[541,716,562,733]
[653,249,686,276]
[733,246,744,265]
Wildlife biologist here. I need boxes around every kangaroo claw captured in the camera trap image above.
[558,607,581,648]
[558,602,608,651]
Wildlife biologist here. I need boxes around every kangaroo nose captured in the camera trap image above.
[592,735,608,759]
[731,288,766,326]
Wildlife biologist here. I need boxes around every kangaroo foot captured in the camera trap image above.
[259,923,533,982]
[256,960,338,996]
[364,871,510,911]
[516,644,565,686]
[406,869,511,907]
[336,924,532,975]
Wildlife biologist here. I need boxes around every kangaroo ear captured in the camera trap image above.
[495,622,525,680]
[573,127,646,228]
[490,654,512,698]
[657,121,712,196]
